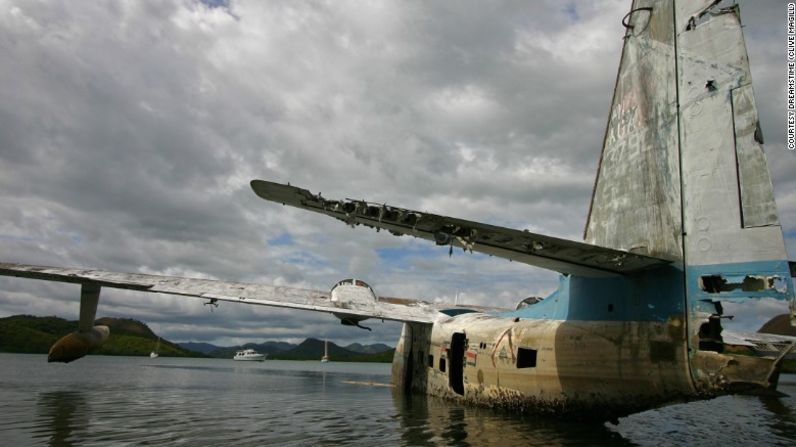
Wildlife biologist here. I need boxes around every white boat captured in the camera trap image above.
[321,339,329,362]
[149,337,160,358]
[233,348,266,361]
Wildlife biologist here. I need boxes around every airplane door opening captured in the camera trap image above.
[449,332,466,395]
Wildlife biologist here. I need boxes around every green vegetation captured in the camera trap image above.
[0,315,66,353]
[0,315,205,358]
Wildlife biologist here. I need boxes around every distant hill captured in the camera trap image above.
[178,342,221,355]
[271,338,394,362]
[345,342,392,354]
[759,314,796,337]
[0,315,206,358]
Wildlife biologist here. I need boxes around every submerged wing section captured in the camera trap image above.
[251,180,670,277]
[0,263,440,324]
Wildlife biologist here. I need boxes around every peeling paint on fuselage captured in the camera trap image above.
[392,260,793,419]
[391,268,692,419]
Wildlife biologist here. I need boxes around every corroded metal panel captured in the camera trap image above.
[732,84,779,227]
[674,1,795,394]
[584,0,682,261]
[392,322,433,394]
[676,2,788,266]
[423,313,694,419]
[420,311,788,417]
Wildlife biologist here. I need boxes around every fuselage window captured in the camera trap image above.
[516,347,537,368]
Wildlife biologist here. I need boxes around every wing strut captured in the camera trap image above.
[48,283,110,363]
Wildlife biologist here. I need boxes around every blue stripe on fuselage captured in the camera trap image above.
[497,265,685,322]
[495,259,793,323]
[685,260,793,302]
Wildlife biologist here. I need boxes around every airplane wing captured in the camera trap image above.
[722,330,796,349]
[0,263,440,324]
[251,180,671,277]
[722,330,796,362]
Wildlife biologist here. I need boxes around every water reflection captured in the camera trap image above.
[392,391,633,446]
[759,394,796,442]
[34,391,89,447]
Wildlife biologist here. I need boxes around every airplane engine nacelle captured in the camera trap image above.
[330,279,377,330]
[48,325,110,363]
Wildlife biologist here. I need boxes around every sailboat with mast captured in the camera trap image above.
[149,337,160,359]
[321,339,329,362]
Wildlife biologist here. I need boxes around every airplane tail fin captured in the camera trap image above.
[583,2,683,261]
[585,1,790,278]
[585,0,794,394]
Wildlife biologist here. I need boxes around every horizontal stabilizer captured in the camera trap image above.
[0,263,440,324]
[251,180,670,277]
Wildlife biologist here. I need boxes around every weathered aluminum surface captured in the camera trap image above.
[78,283,101,333]
[676,1,788,267]
[394,314,697,419]
[732,84,779,227]
[671,0,794,394]
[250,180,669,277]
[584,0,682,260]
[394,311,789,419]
[585,0,787,264]
[0,263,440,324]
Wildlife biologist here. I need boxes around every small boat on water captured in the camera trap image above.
[233,348,266,361]
[150,337,160,358]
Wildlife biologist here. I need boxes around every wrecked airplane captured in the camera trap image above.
[1,0,794,420]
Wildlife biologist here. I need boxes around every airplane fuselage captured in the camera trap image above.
[394,317,691,419]
[392,268,790,419]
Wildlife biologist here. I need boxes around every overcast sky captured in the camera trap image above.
[0,0,793,347]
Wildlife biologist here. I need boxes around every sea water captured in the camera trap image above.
[0,353,793,446]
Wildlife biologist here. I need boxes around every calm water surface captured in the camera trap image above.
[0,353,794,446]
